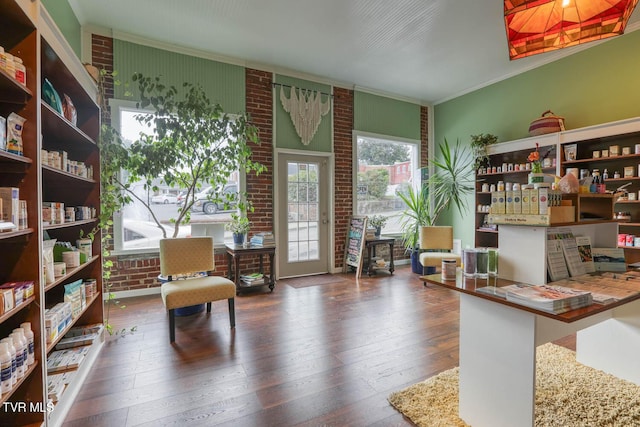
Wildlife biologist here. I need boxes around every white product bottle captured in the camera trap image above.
[13,328,29,370]
[4,52,15,79]
[20,322,35,366]
[13,56,26,86]
[0,337,17,386]
[9,332,25,379]
[0,342,11,396]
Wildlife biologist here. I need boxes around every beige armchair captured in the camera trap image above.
[419,226,461,274]
[159,237,236,343]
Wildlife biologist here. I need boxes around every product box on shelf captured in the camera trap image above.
[0,187,19,225]
[0,288,14,314]
[0,281,28,306]
[42,202,64,225]
[47,345,90,374]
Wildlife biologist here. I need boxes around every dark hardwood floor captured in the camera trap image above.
[63,266,575,427]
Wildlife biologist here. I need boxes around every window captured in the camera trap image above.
[354,133,420,236]
[111,101,241,252]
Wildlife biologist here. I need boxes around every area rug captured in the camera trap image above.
[388,343,640,426]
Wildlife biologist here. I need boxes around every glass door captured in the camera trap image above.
[278,153,329,277]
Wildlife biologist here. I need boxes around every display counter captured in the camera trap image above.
[422,271,640,426]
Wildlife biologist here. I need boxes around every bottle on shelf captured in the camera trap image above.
[13,56,26,86]
[9,331,25,379]
[0,342,11,396]
[20,322,34,366]
[0,337,17,386]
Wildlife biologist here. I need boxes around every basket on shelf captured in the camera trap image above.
[529,110,565,136]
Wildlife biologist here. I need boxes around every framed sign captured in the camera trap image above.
[343,215,368,277]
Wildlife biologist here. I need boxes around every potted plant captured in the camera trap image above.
[398,138,474,273]
[226,212,250,245]
[368,215,388,238]
[470,133,498,171]
[105,73,266,239]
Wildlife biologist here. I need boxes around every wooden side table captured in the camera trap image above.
[365,237,395,276]
[225,243,276,293]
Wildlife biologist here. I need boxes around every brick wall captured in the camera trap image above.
[245,69,273,233]
[421,105,429,168]
[333,87,354,270]
[91,36,425,291]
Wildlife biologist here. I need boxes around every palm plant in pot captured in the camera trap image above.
[398,138,474,273]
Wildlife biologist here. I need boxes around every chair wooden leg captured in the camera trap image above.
[169,309,176,343]
[228,298,235,328]
[206,302,212,313]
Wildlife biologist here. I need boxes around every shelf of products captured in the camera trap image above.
[1,2,104,426]
[40,6,104,425]
[559,117,640,263]
[0,1,43,425]
[474,134,558,248]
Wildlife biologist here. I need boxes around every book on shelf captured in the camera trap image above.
[240,273,264,284]
[546,227,585,277]
[504,283,593,314]
[592,247,626,272]
[575,236,596,274]
[547,239,570,282]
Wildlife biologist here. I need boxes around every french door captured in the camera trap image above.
[277,153,330,278]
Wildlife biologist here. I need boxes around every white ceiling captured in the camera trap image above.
[68,0,640,105]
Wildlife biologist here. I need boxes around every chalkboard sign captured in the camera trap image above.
[344,216,368,277]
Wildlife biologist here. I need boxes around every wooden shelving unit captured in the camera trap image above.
[474,134,558,248]
[559,117,640,264]
[0,2,103,425]
[40,6,104,426]
[0,1,43,425]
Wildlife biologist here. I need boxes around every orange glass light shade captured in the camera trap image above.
[504,0,639,60]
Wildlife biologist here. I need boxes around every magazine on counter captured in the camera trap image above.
[504,283,592,314]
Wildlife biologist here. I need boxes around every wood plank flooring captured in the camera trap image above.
[63,266,575,426]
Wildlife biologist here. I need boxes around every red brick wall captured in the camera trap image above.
[245,68,273,232]
[91,36,425,291]
[421,105,429,167]
[333,87,354,270]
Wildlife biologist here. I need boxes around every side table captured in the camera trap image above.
[365,237,395,276]
[225,243,276,294]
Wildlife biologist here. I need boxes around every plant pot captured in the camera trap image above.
[233,232,245,245]
[411,250,423,274]
[374,226,381,238]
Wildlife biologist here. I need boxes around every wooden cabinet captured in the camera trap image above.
[1,2,103,425]
[559,117,640,263]
[0,1,43,425]
[475,134,558,248]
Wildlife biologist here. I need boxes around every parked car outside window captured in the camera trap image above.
[191,184,238,214]
[151,193,178,204]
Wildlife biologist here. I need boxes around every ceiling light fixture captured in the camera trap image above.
[504,0,639,60]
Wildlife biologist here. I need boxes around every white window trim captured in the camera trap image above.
[351,130,421,238]
[108,98,243,255]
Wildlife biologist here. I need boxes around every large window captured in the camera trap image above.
[111,101,239,252]
[354,133,421,235]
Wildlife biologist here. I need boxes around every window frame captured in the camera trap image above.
[109,99,246,255]
[351,130,422,238]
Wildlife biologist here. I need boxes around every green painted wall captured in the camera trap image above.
[354,91,420,140]
[275,75,332,152]
[41,0,82,58]
[435,29,640,248]
[113,40,245,113]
